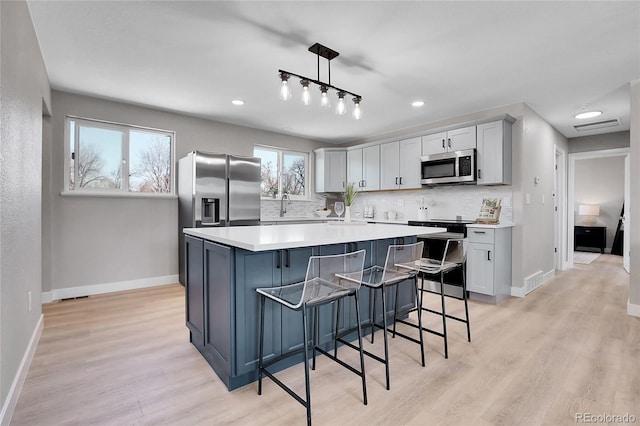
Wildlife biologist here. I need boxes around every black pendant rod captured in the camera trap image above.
[278,69,361,100]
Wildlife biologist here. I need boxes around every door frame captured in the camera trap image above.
[554,145,568,270]
[567,147,630,268]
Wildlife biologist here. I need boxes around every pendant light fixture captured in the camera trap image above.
[278,43,362,119]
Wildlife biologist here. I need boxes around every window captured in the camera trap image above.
[66,117,175,195]
[253,146,309,199]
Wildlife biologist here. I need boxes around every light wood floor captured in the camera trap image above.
[12,255,639,425]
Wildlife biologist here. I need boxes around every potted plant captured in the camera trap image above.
[342,181,358,222]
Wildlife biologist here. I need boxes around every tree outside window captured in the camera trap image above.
[67,117,174,195]
[254,146,308,199]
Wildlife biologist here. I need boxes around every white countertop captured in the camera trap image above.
[184,223,446,252]
[467,222,515,229]
[261,215,339,222]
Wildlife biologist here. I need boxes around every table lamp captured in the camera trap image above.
[578,204,600,225]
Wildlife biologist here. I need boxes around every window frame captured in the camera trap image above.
[254,145,310,200]
[63,116,176,197]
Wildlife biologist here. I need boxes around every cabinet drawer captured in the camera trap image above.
[468,228,495,244]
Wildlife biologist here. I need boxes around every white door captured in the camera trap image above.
[624,154,630,273]
[362,145,380,191]
[347,149,363,189]
[380,141,400,190]
[398,137,422,189]
[466,242,494,295]
[447,125,477,151]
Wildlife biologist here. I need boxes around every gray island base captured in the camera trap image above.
[183,223,445,390]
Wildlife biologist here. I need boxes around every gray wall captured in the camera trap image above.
[569,130,630,153]
[0,0,50,414]
[44,91,326,293]
[574,156,625,251]
[519,104,569,285]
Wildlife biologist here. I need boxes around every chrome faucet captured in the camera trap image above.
[279,193,291,217]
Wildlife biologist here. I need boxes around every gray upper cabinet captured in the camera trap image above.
[315,148,347,193]
[476,118,513,185]
[380,137,422,190]
[347,145,380,191]
[421,125,476,155]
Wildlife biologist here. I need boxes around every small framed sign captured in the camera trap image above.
[476,198,502,224]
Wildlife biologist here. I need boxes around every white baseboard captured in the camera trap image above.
[628,299,640,317]
[0,314,43,426]
[41,274,179,303]
[511,286,526,298]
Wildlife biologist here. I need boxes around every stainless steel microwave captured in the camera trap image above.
[420,149,476,185]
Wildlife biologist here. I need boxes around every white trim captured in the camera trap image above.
[60,191,177,199]
[628,300,640,317]
[511,286,526,298]
[554,145,568,270]
[543,269,555,283]
[0,315,43,426]
[567,147,630,270]
[41,274,179,303]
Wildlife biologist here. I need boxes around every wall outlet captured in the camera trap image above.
[397,199,405,207]
[28,291,32,312]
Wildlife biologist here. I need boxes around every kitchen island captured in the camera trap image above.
[183,222,445,390]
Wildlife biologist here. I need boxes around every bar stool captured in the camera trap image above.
[256,249,367,426]
[413,238,471,359]
[335,242,425,390]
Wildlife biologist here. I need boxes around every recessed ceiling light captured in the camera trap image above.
[411,101,425,107]
[232,99,244,106]
[575,110,602,119]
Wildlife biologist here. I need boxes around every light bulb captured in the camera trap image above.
[336,91,346,115]
[279,72,291,100]
[319,86,331,109]
[352,97,362,120]
[300,80,311,106]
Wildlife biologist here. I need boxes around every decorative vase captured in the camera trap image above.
[417,209,428,221]
[344,206,351,222]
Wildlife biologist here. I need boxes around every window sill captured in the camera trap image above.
[260,197,314,202]
[60,191,177,200]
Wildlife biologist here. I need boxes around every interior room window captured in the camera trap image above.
[254,146,308,199]
[66,117,175,195]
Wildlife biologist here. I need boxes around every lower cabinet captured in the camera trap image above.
[185,236,205,349]
[466,227,512,298]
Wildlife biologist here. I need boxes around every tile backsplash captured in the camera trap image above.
[260,186,513,223]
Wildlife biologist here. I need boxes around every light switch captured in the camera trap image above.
[542,194,545,205]
[526,193,531,205]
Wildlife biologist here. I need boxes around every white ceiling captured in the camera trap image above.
[27,1,640,144]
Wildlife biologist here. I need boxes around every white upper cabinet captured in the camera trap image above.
[347,145,380,191]
[315,148,347,193]
[362,145,380,191]
[380,137,421,190]
[476,119,513,185]
[421,125,477,155]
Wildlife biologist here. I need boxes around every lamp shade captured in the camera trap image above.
[578,204,600,216]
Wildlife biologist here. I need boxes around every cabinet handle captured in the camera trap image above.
[473,230,486,234]
[488,251,492,261]
[477,169,482,179]
[285,249,290,268]
[399,177,403,185]
[343,181,345,188]
[442,139,445,149]
[448,138,451,148]
[362,179,366,188]
[276,251,281,269]
[395,177,398,185]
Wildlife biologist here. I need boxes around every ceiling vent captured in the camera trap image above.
[573,119,621,132]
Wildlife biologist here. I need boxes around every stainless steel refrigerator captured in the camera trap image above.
[178,151,261,284]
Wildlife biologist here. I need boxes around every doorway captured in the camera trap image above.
[554,146,567,270]
[567,148,630,270]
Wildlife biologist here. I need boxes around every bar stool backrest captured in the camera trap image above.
[441,238,467,268]
[381,241,425,283]
[300,249,366,307]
